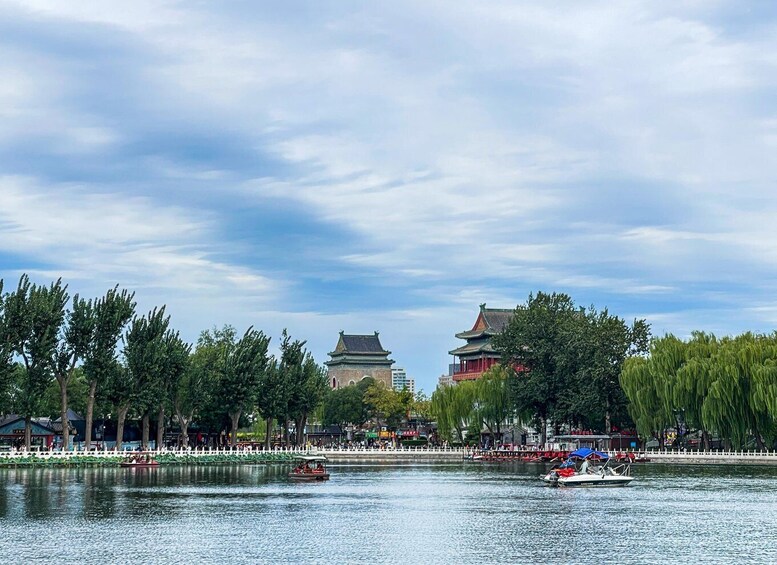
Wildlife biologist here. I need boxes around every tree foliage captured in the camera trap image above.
[493,291,649,442]
[621,332,777,450]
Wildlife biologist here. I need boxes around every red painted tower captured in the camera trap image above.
[449,304,514,382]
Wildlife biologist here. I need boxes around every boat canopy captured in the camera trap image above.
[294,455,328,462]
[568,447,609,460]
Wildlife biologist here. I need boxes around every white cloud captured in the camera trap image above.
[4,2,777,390]
[0,176,281,312]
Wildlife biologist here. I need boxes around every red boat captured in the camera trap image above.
[288,455,330,482]
[120,456,159,468]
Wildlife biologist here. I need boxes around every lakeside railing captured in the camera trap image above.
[0,445,467,460]
[2,445,777,463]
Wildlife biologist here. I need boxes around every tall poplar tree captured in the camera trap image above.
[4,276,67,449]
[220,327,270,447]
[53,294,93,450]
[82,287,135,450]
[124,307,170,450]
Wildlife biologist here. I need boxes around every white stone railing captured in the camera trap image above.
[0,445,466,460]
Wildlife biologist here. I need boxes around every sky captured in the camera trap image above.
[2,1,777,393]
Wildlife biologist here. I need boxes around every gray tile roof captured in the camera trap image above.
[337,332,389,354]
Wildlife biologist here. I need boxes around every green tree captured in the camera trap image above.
[191,325,237,442]
[475,366,513,444]
[275,330,306,446]
[156,330,191,449]
[364,382,411,430]
[106,360,134,450]
[494,292,649,443]
[124,307,170,450]
[53,294,93,450]
[4,276,67,449]
[220,327,270,447]
[321,382,372,432]
[290,353,328,445]
[82,286,135,449]
[174,346,211,448]
[492,292,585,445]
[431,381,476,443]
[0,280,17,413]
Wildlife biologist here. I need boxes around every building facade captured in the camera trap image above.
[449,304,514,382]
[326,331,394,389]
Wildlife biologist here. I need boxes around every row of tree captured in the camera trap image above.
[428,292,650,445]
[621,332,777,450]
[431,366,511,444]
[0,274,329,450]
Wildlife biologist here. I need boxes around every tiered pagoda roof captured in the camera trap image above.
[326,331,394,367]
[448,304,514,356]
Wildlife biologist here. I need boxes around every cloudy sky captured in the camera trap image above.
[2,1,777,392]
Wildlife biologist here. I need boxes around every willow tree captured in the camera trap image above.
[431,381,476,444]
[475,366,513,444]
[751,333,777,447]
[674,332,718,450]
[620,356,672,445]
[702,334,777,450]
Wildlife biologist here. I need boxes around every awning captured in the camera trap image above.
[568,447,609,460]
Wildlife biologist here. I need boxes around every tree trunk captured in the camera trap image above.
[230,411,241,447]
[264,417,272,449]
[180,417,190,448]
[84,380,97,451]
[141,413,150,450]
[539,418,547,449]
[283,418,290,446]
[24,415,32,451]
[605,409,612,436]
[58,377,69,451]
[156,405,165,450]
[115,405,129,451]
[296,414,307,446]
[701,430,710,451]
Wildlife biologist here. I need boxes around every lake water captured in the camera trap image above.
[0,462,776,564]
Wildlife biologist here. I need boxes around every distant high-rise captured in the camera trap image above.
[391,368,415,394]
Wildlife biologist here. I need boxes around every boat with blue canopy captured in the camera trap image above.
[541,447,634,487]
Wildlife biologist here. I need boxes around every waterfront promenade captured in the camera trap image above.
[2,445,777,465]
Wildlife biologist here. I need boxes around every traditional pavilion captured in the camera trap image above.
[0,415,57,449]
[449,304,514,382]
[326,331,394,389]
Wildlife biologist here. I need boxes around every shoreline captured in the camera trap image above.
[2,447,777,467]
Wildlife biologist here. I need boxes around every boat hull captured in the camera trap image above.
[557,475,634,487]
[541,472,634,487]
[120,462,159,468]
[288,473,329,482]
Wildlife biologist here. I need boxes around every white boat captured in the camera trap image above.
[541,447,634,487]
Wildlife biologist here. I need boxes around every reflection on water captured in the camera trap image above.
[0,462,776,564]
